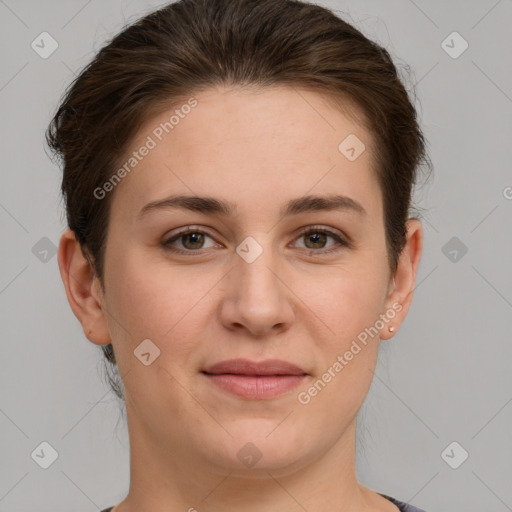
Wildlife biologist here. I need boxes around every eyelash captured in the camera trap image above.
[162,225,350,256]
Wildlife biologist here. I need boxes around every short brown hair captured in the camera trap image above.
[46,0,433,400]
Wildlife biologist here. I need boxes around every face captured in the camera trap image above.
[64,85,420,478]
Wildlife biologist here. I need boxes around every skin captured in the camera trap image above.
[58,85,422,512]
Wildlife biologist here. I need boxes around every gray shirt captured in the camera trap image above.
[378,493,428,511]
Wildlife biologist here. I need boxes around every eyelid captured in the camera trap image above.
[293,225,351,246]
[162,224,352,254]
[162,225,220,253]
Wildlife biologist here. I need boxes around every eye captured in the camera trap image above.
[162,225,350,255]
[163,227,218,254]
[291,226,349,254]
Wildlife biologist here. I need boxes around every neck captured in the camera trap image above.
[113,401,386,512]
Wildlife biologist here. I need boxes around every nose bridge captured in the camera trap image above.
[221,232,294,334]
[235,233,282,298]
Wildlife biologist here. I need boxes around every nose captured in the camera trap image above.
[218,240,295,338]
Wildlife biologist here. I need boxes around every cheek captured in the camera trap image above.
[104,248,215,353]
[307,267,386,344]
[298,273,383,416]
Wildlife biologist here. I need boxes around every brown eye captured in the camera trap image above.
[303,231,328,249]
[292,227,349,255]
[180,232,205,250]
[162,225,349,256]
[163,228,217,253]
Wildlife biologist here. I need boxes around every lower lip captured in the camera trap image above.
[203,373,306,399]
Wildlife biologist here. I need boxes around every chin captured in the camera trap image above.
[200,420,312,476]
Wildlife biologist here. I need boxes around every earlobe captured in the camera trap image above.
[57,228,111,346]
[381,219,423,340]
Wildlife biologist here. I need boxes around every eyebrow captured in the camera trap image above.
[138,193,366,219]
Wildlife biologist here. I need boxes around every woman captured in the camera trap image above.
[47,0,432,510]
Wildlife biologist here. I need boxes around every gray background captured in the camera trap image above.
[1,0,511,511]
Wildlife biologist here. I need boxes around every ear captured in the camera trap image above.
[380,219,423,340]
[57,228,111,346]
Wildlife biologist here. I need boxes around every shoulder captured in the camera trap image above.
[379,493,429,512]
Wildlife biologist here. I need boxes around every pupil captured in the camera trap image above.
[307,232,325,248]
[185,233,203,248]
[181,232,327,250]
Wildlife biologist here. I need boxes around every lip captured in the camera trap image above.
[203,358,307,376]
[202,358,308,400]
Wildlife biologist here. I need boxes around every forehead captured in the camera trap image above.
[109,85,382,223]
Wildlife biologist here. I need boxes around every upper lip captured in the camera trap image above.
[202,358,307,376]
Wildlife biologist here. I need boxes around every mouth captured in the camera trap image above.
[201,359,308,400]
